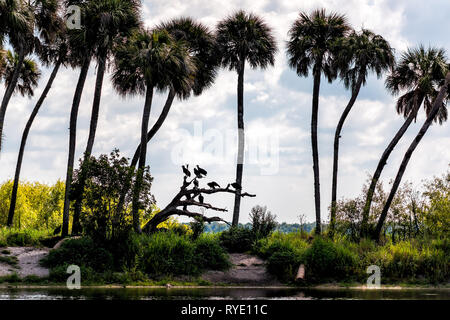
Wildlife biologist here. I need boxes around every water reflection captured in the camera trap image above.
[0,287,448,300]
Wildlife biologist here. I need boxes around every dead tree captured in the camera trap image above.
[142,166,255,233]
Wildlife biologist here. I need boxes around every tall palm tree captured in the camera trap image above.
[70,0,142,234]
[128,17,219,168]
[7,2,67,227]
[0,0,33,152]
[361,46,449,238]
[2,50,41,97]
[60,1,98,236]
[373,72,449,241]
[329,29,394,238]
[216,10,277,227]
[112,29,195,233]
[287,9,350,234]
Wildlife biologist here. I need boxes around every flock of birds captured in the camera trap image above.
[181,165,242,208]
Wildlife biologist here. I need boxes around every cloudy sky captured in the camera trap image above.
[1,0,449,224]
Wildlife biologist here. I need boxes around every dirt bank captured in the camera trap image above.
[0,247,49,278]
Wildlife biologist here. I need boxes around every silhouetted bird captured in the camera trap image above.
[53,225,62,236]
[199,194,204,204]
[196,165,207,176]
[231,182,242,190]
[193,179,199,188]
[193,167,202,178]
[208,182,220,189]
[182,165,191,177]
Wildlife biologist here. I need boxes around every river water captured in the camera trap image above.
[0,287,448,300]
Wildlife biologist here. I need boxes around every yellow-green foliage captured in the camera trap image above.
[0,227,52,247]
[0,180,65,230]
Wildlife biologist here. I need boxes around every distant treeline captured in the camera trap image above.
[186,221,317,234]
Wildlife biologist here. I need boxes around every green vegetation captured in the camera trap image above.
[0,255,18,268]
[41,232,230,284]
[253,233,448,284]
[0,227,53,247]
[0,180,64,230]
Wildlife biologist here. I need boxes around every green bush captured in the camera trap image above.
[267,248,301,282]
[304,237,358,281]
[255,232,308,282]
[195,234,231,271]
[219,226,254,253]
[42,237,114,272]
[0,228,51,247]
[135,232,230,276]
[137,232,198,276]
[250,205,277,240]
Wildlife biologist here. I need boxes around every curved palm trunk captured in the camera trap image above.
[114,89,176,220]
[0,45,25,153]
[373,73,450,241]
[329,76,363,238]
[360,97,423,238]
[72,56,107,235]
[61,57,91,237]
[311,65,322,235]
[232,61,245,227]
[7,58,62,227]
[130,88,176,168]
[131,84,154,233]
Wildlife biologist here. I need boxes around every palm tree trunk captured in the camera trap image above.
[0,45,25,152]
[232,60,245,227]
[61,57,91,237]
[373,73,450,241]
[329,76,364,238]
[360,97,423,238]
[72,55,107,234]
[131,84,154,233]
[311,64,322,235]
[7,58,62,227]
[130,88,176,168]
[114,89,176,220]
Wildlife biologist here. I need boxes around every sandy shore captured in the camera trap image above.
[0,247,50,278]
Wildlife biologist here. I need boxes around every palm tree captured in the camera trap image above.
[0,0,33,152]
[70,0,142,234]
[7,2,67,227]
[60,5,97,236]
[373,71,449,241]
[361,46,449,238]
[216,10,277,227]
[0,47,6,76]
[329,29,394,238]
[2,50,41,97]
[287,9,350,234]
[112,28,195,232]
[128,17,219,168]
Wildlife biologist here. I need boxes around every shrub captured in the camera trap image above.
[0,228,51,247]
[219,226,254,253]
[250,205,277,240]
[195,234,231,271]
[74,150,154,243]
[137,232,198,276]
[255,232,308,259]
[42,237,114,272]
[267,247,302,282]
[190,217,205,240]
[304,237,358,281]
